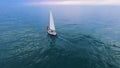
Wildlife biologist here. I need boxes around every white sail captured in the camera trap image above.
[49,11,55,30]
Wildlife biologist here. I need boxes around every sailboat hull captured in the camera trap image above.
[47,32,57,36]
[47,29,57,36]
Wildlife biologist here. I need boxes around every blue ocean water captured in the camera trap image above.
[0,6,120,68]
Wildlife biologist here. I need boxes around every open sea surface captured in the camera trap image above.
[0,6,120,68]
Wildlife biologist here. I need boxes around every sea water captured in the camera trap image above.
[0,6,120,68]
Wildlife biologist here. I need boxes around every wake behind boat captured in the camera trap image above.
[46,10,57,36]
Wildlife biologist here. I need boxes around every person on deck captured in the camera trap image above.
[46,26,49,31]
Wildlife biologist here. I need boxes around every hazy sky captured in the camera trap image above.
[0,0,120,6]
[27,0,120,6]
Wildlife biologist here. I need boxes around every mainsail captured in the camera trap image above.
[49,11,55,30]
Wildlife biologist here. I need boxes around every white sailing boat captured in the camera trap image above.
[46,10,57,36]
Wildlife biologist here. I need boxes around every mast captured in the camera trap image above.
[49,10,55,31]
